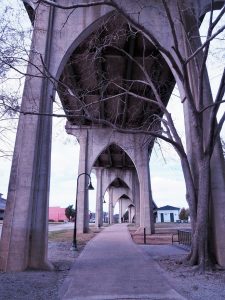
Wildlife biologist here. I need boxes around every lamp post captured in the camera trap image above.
[71,172,94,250]
[103,198,106,223]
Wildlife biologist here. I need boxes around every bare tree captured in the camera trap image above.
[0,1,32,157]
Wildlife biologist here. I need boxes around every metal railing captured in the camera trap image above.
[177,230,192,247]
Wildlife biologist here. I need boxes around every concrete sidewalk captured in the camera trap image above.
[59,224,186,300]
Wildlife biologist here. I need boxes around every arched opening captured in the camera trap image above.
[22,1,35,25]
[199,1,224,21]
[93,144,135,170]
[54,12,176,233]
[54,10,176,234]
[57,13,175,130]
[113,194,135,223]
[90,141,138,227]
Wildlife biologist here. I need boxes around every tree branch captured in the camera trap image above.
[35,0,115,10]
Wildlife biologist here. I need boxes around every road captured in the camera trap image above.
[0,222,75,238]
[48,222,74,232]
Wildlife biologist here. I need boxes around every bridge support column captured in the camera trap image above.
[133,171,140,226]
[76,130,90,233]
[109,188,114,224]
[95,169,103,228]
[138,149,155,234]
[119,199,122,223]
[0,5,54,271]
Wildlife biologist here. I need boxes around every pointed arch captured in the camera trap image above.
[55,10,115,81]
[105,177,130,196]
[91,142,137,171]
[119,194,130,200]
[198,1,225,20]
[114,193,133,207]
[22,0,35,25]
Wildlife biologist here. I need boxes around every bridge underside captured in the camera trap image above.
[59,14,175,129]
[59,14,175,235]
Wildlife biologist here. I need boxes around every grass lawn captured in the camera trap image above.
[48,227,102,245]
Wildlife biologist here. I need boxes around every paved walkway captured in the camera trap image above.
[60,224,186,300]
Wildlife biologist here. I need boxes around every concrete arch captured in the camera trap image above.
[114,194,135,224]
[198,0,225,19]
[22,0,36,9]
[22,1,35,25]
[90,142,139,177]
[55,10,115,81]
[114,193,133,207]
[106,177,130,193]
[101,171,134,203]
[119,194,132,201]
[109,183,133,208]
[90,142,140,201]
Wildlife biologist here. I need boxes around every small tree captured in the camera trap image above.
[185,208,190,221]
[65,205,75,221]
[179,208,190,221]
[179,208,187,221]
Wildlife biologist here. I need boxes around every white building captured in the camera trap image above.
[156,205,180,223]
[0,193,6,220]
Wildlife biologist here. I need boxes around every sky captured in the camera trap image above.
[0,2,224,213]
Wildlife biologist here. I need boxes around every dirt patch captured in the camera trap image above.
[0,227,101,300]
[128,224,176,245]
[131,233,174,245]
[129,224,225,299]
[156,254,225,300]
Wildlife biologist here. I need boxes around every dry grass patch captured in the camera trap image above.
[48,226,102,244]
[128,223,180,245]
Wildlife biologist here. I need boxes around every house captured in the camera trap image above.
[0,193,6,220]
[156,205,180,223]
[48,207,67,222]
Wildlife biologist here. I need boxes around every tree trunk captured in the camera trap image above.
[187,155,212,272]
[180,156,197,230]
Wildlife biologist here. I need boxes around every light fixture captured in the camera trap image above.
[71,172,94,251]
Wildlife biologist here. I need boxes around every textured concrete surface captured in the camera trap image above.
[60,224,186,300]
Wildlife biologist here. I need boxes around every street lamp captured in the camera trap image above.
[71,172,94,251]
[102,198,107,223]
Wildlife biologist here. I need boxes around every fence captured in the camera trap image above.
[173,230,192,248]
